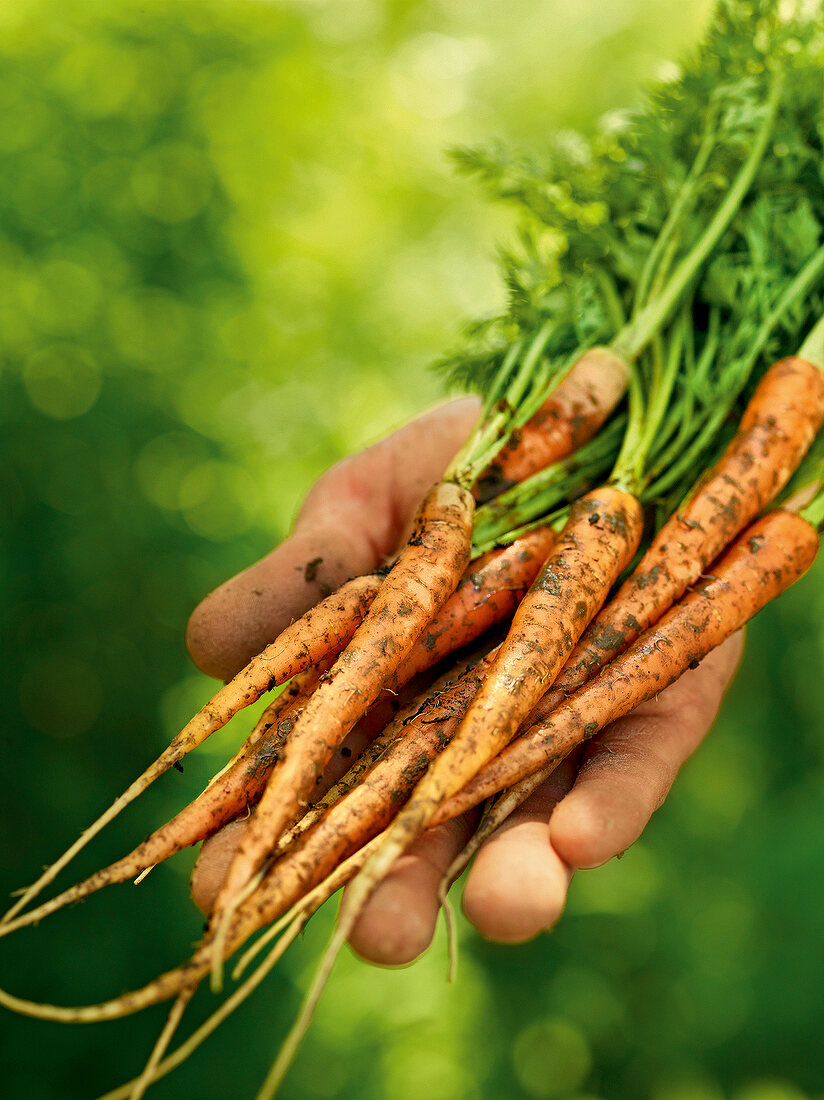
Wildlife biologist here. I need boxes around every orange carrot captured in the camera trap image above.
[434,508,819,820]
[287,644,497,835]
[208,480,474,924]
[1,574,383,928]
[430,486,643,765]
[476,347,630,498]
[545,356,824,705]
[353,526,555,739]
[385,525,556,688]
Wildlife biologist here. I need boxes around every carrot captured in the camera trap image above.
[475,347,630,498]
[242,661,325,750]
[192,646,489,940]
[275,644,496,848]
[353,526,555,739]
[385,524,556,688]
[220,654,491,935]
[207,480,473,929]
[1,574,382,929]
[205,622,488,990]
[178,651,488,963]
[435,507,819,820]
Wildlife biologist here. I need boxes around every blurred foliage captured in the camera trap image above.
[3,1,824,1098]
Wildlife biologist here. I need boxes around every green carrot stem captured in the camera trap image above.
[472,507,569,559]
[613,70,783,363]
[638,313,687,462]
[798,486,824,530]
[593,265,626,331]
[633,106,718,313]
[471,414,625,541]
[612,310,688,490]
[800,311,824,371]
[480,339,522,419]
[609,366,647,493]
[646,310,718,478]
[505,321,553,408]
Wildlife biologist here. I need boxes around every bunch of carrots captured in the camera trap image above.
[4,2,824,1097]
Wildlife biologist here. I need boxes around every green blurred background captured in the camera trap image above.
[3,1,824,1098]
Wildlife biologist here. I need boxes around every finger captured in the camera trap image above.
[191,810,474,954]
[550,630,745,870]
[347,815,478,967]
[189,720,379,916]
[461,756,577,943]
[186,397,479,680]
[190,817,248,916]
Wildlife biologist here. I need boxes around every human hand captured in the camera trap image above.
[187,398,743,963]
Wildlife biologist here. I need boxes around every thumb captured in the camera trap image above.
[185,397,479,680]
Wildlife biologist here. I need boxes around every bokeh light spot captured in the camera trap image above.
[136,431,210,511]
[178,460,257,541]
[55,41,139,118]
[23,344,101,420]
[107,287,191,369]
[33,259,102,336]
[382,1042,477,1100]
[390,33,487,119]
[733,1082,809,1100]
[131,140,212,223]
[513,1018,592,1098]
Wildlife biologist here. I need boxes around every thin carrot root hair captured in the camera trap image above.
[92,838,387,1100]
[93,915,308,1100]
[0,657,336,940]
[2,574,382,928]
[0,828,385,1031]
[127,986,195,1100]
